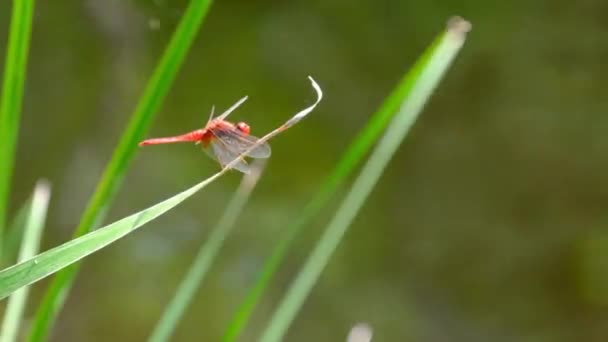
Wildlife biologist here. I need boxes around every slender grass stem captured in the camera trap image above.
[0,0,35,259]
[0,77,320,339]
[149,161,266,342]
[0,181,50,342]
[27,1,214,340]
[259,17,471,342]
[223,18,460,342]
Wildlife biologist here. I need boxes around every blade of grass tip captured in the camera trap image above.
[0,76,321,308]
[149,160,267,342]
[223,20,448,342]
[0,0,35,258]
[28,1,214,340]
[347,323,373,342]
[259,17,471,342]
[2,195,33,265]
[0,180,50,342]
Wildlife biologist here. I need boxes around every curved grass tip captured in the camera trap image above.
[446,16,472,40]
[220,76,322,173]
[284,76,323,128]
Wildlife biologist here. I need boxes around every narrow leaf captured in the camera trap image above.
[0,75,321,309]
[149,161,266,342]
[259,17,471,342]
[0,0,35,255]
[2,195,33,264]
[0,181,50,342]
[28,0,214,339]
[224,18,455,342]
[0,175,214,300]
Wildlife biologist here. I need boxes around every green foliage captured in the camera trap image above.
[2,195,32,264]
[0,73,319,341]
[0,181,50,342]
[0,74,319,302]
[0,0,35,256]
[0,0,473,338]
[27,1,214,340]
[149,162,266,342]
[259,19,471,342]
[0,174,219,301]
[223,17,471,342]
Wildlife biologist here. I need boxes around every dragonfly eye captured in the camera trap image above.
[236,122,250,135]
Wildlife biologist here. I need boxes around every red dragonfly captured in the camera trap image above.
[139,97,271,174]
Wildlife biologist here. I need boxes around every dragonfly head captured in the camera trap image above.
[236,122,250,135]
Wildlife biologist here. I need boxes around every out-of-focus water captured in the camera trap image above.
[2,0,608,341]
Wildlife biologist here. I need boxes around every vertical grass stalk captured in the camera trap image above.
[259,17,471,342]
[0,181,50,342]
[0,0,36,257]
[149,162,266,342]
[28,1,213,340]
[223,18,457,342]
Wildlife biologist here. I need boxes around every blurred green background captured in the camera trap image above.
[2,0,608,341]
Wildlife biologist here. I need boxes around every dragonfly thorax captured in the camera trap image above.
[236,122,250,135]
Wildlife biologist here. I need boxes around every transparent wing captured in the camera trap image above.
[210,127,271,159]
[207,139,251,174]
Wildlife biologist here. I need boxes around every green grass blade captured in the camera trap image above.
[0,181,50,342]
[0,0,35,255]
[27,1,213,340]
[149,161,266,342]
[2,195,33,264]
[223,18,454,342]
[0,174,220,301]
[259,18,471,342]
[0,74,319,304]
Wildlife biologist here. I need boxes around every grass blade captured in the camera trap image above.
[0,174,220,301]
[2,195,33,264]
[0,76,318,339]
[28,0,214,339]
[0,0,35,255]
[223,18,456,342]
[0,76,319,300]
[0,181,50,342]
[259,17,471,342]
[149,161,266,342]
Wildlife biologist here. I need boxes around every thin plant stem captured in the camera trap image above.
[259,17,471,342]
[149,161,266,342]
[0,0,36,258]
[28,1,214,340]
[223,19,449,342]
[0,181,50,342]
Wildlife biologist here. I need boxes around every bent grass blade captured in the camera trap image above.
[2,195,33,265]
[0,77,322,303]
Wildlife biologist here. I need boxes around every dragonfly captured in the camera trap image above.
[139,96,271,174]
